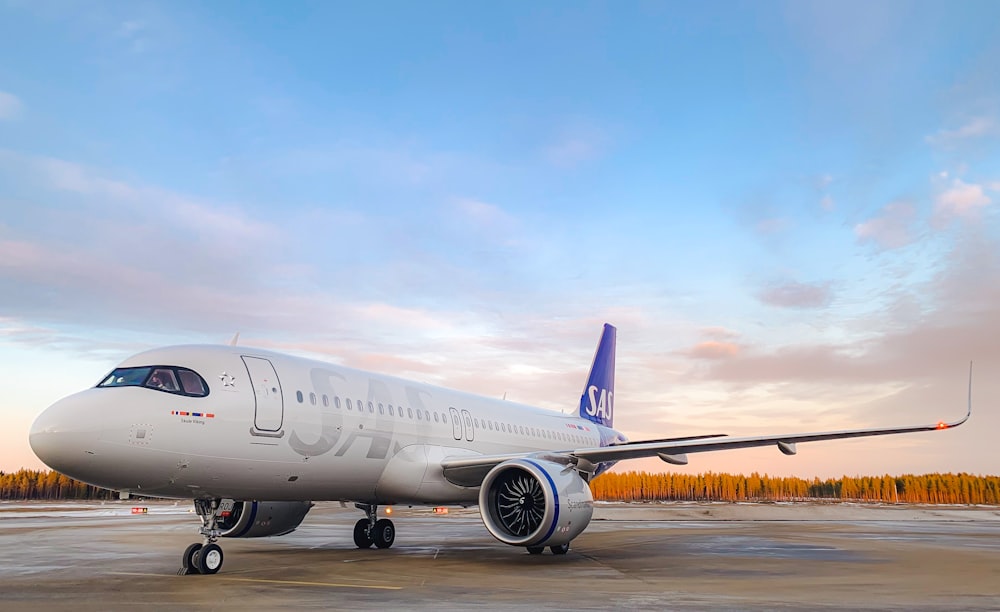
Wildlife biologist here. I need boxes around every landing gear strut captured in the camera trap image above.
[179,498,227,575]
[353,503,395,549]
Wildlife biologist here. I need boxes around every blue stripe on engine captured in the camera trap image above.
[232,501,258,538]
[523,459,559,545]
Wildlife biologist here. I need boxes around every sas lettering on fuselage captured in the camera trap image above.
[585,385,613,422]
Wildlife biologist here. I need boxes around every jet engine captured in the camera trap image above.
[478,458,594,548]
[217,500,314,538]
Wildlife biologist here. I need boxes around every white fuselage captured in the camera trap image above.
[30,345,614,504]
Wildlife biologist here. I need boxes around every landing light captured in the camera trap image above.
[384,507,393,515]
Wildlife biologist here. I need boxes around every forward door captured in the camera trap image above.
[242,356,283,432]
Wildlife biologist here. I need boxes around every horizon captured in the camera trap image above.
[2,2,999,478]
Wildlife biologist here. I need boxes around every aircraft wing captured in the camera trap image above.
[441,370,972,488]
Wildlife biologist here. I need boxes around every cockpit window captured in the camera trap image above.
[98,366,210,398]
[100,367,151,388]
[147,368,179,392]
[177,369,206,395]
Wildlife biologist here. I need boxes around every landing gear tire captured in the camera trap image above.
[550,543,570,555]
[373,518,395,549]
[197,543,224,574]
[181,543,203,575]
[354,518,374,548]
[526,546,544,555]
[180,499,227,576]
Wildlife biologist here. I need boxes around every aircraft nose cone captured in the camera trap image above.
[29,393,101,476]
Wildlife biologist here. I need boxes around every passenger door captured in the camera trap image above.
[461,408,475,442]
[242,356,283,432]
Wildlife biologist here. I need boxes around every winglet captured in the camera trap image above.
[229,332,240,347]
[939,361,973,429]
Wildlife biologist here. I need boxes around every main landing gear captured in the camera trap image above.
[353,503,395,549]
[179,499,226,575]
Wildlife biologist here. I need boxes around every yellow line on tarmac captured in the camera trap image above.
[111,572,403,590]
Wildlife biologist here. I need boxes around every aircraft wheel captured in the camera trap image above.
[526,546,544,555]
[550,543,570,555]
[197,543,224,575]
[353,519,374,548]
[182,543,203,575]
[373,518,395,549]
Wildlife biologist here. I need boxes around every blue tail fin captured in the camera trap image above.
[579,323,616,428]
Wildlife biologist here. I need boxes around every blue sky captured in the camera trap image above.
[2,1,999,477]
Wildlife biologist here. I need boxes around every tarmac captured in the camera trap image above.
[1,500,999,611]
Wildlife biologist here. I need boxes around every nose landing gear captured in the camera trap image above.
[179,499,226,575]
[353,503,395,549]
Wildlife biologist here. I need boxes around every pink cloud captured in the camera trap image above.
[700,327,740,340]
[934,179,991,225]
[758,280,833,309]
[854,201,916,250]
[686,340,741,360]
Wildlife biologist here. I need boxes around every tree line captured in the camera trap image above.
[0,469,116,500]
[3,468,999,504]
[589,470,1000,504]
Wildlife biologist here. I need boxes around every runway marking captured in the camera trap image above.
[110,572,402,590]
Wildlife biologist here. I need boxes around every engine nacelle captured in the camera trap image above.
[217,500,313,538]
[479,459,594,548]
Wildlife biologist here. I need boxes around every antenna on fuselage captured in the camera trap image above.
[229,332,240,346]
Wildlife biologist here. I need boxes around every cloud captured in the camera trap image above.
[0,91,23,120]
[114,19,153,53]
[0,151,309,339]
[757,280,833,309]
[4,151,276,244]
[934,179,991,225]
[703,235,1000,388]
[452,198,513,228]
[541,123,607,169]
[755,217,790,234]
[543,137,599,168]
[820,195,835,211]
[925,117,997,146]
[854,202,917,250]
[700,327,741,341]
[685,341,741,360]
[118,20,145,37]
[35,156,138,199]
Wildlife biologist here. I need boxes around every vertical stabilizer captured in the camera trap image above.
[579,323,616,428]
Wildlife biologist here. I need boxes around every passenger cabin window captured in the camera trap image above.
[98,366,209,398]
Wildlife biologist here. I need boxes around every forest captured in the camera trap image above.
[589,470,1000,504]
[3,468,999,504]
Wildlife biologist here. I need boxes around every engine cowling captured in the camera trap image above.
[218,501,313,538]
[479,459,594,548]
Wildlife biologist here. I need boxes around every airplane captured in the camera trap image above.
[29,324,971,575]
